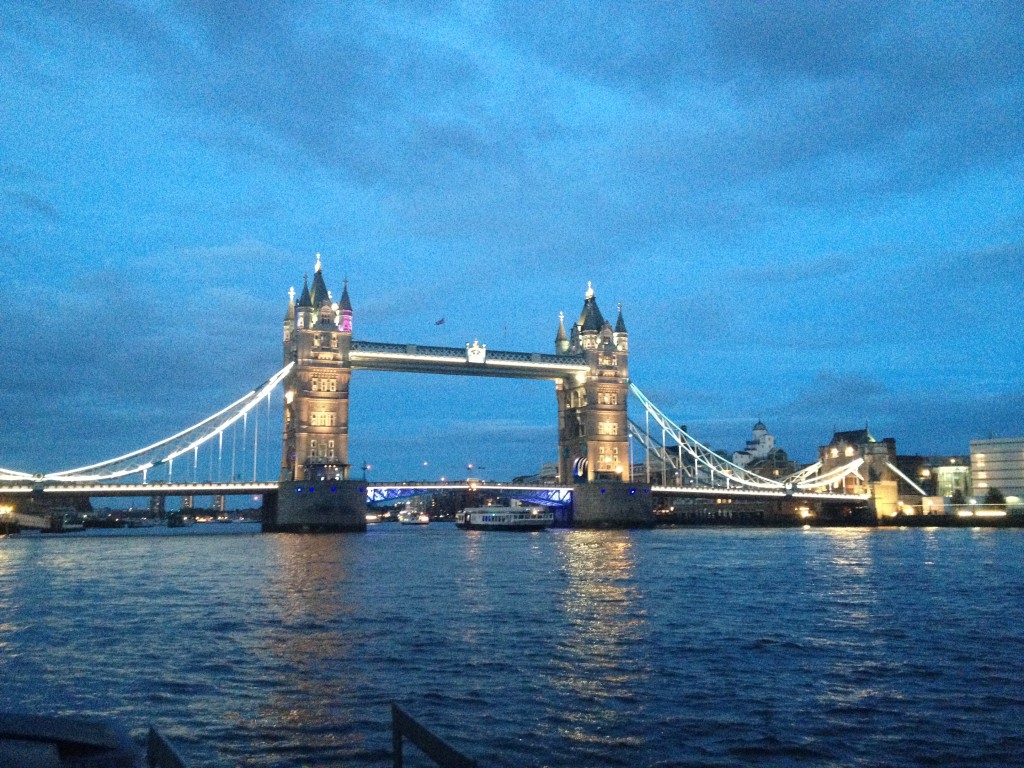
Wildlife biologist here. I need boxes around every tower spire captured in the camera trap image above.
[339,277,353,333]
[555,311,569,355]
[285,286,296,321]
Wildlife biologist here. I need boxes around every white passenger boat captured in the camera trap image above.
[455,506,554,531]
[398,511,430,525]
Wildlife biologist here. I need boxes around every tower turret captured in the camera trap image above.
[310,253,330,310]
[339,278,353,334]
[613,303,628,353]
[555,311,568,355]
[575,281,605,351]
[296,274,312,329]
[283,286,296,362]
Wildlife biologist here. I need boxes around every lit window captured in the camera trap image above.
[311,378,319,392]
[844,446,855,457]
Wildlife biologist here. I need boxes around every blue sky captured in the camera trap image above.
[1,1,1022,481]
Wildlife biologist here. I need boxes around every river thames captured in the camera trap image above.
[1,524,1022,767]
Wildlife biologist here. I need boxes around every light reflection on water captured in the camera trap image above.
[0,526,1023,766]
[549,532,647,753]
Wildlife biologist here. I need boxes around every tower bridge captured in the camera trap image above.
[0,255,873,531]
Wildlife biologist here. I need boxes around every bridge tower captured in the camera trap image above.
[555,283,631,483]
[269,254,365,532]
[280,254,353,482]
[556,283,652,527]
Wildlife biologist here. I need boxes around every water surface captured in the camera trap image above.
[1,525,1022,766]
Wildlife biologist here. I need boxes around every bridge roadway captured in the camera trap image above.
[0,480,867,504]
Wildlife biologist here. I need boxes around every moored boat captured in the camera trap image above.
[455,506,553,531]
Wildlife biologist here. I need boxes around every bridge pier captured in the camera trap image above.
[570,481,655,528]
[263,480,367,533]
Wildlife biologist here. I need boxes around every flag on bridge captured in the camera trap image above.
[435,318,445,325]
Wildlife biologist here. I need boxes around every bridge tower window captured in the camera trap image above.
[311,412,336,427]
[310,439,318,457]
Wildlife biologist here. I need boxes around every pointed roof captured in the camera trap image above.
[297,275,312,308]
[577,281,605,332]
[615,303,627,333]
[339,278,352,312]
[555,311,567,342]
[285,286,296,321]
[310,256,330,308]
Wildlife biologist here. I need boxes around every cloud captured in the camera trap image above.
[2,190,58,220]
[1,2,1021,479]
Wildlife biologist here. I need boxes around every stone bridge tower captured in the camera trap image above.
[270,255,365,532]
[555,283,630,484]
[281,254,353,482]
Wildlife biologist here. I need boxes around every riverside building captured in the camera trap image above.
[970,437,1024,505]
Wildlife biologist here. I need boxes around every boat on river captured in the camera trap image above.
[398,511,430,525]
[455,506,553,531]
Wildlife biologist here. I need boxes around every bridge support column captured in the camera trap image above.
[571,481,655,529]
[264,480,367,532]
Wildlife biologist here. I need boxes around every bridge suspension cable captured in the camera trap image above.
[41,363,294,483]
[0,467,35,482]
[629,384,787,490]
[628,383,866,492]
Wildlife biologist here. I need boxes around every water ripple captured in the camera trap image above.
[2,526,1024,766]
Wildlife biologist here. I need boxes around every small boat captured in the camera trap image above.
[398,512,430,525]
[455,506,553,531]
[365,513,381,524]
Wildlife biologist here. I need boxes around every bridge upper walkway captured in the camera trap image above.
[350,340,589,379]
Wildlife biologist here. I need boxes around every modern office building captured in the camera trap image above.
[970,437,1024,503]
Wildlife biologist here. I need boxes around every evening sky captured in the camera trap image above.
[1,1,1022,480]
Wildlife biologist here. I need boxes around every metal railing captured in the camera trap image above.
[148,727,189,768]
[392,703,477,768]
